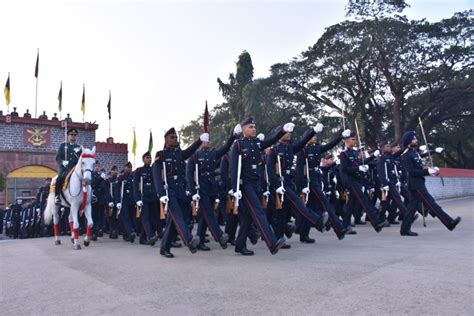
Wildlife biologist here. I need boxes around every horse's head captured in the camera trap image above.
[79,146,96,185]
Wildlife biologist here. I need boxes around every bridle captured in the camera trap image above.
[69,153,96,197]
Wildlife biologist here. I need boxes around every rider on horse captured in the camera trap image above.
[55,128,82,204]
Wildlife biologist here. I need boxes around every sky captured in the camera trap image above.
[0,0,471,164]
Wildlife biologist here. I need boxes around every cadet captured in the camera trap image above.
[133,152,160,246]
[91,162,113,240]
[401,131,461,233]
[104,166,119,239]
[116,162,137,243]
[339,132,386,233]
[186,126,239,251]
[153,127,206,258]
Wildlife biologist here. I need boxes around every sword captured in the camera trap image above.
[305,158,310,203]
[117,180,124,219]
[418,117,444,186]
[137,176,143,218]
[233,155,242,215]
[194,163,200,215]
[276,154,285,203]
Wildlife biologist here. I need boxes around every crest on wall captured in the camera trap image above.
[23,128,51,147]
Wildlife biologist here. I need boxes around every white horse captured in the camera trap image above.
[44,146,96,250]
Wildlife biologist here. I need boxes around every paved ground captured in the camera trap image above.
[1,197,473,315]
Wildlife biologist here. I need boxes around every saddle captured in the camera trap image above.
[62,167,76,191]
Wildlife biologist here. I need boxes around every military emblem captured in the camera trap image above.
[26,128,48,147]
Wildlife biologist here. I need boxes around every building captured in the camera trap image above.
[0,109,128,208]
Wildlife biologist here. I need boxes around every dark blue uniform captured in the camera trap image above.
[377,152,417,233]
[267,129,328,238]
[295,135,346,239]
[401,148,460,231]
[230,127,287,254]
[116,172,136,240]
[153,139,202,253]
[91,172,112,238]
[186,134,235,248]
[133,164,160,243]
[340,148,384,232]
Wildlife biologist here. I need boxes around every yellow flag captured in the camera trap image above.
[132,128,137,155]
[4,73,10,106]
[81,84,85,113]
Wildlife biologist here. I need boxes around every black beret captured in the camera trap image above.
[67,128,79,135]
[110,165,118,171]
[164,127,176,137]
[378,139,389,148]
[142,151,151,159]
[124,162,132,168]
[240,117,255,127]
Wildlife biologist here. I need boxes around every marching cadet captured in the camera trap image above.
[377,140,419,235]
[105,166,119,239]
[35,178,51,237]
[133,152,160,246]
[266,124,330,248]
[54,128,82,204]
[230,118,294,256]
[91,162,112,241]
[153,127,206,258]
[116,162,137,243]
[401,131,461,233]
[186,125,239,251]
[221,153,238,245]
[339,132,386,233]
[295,126,351,241]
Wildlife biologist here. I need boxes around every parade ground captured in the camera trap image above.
[1,196,473,315]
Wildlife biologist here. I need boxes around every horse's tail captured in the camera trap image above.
[43,178,57,225]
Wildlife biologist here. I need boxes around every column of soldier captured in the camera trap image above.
[2,117,461,258]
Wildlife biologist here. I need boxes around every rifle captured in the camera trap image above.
[275,153,285,209]
[136,176,143,218]
[233,155,242,215]
[304,158,310,204]
[192,163,200,217]
[418,117,444,186]
[160,161,169,219]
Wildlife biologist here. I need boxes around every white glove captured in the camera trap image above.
[364,151,370,159]
[108,202,114,208]
[283,123,295,133]
[369,188,375,193]
[116,203,122,210]
[302,187,310,195]
[136,200,143,207]
[100,172,106,179]
[335,158,341,165]
[62,160,69,167]
[192,194,200,201]
[342,129,351,138]
[382,186,389,191]
[419,145,427,152]
[256,133,265,141]
[228,189,234,196]
[373,150,380,158]
[233,124,242,135]
[428,167,439,175]
[36,208,40,214]
[435,147,444,153]
[263,191,270,197]
[313,123,324,133]
[335,191,340,199]
[215,198,220,204]
[233,191,242,200]
[200,133,209,142]
[358,165,369,173]
[276,186,286,195]
[160,196,169,204]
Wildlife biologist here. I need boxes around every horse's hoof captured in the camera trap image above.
[84,240,90,247]
[55,240,61,245]
[73,244,82,250]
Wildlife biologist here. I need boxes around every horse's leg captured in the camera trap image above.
[53,205,61,245]
[71,204,81,250]
[84,203,93,247]
[68,210,74,244]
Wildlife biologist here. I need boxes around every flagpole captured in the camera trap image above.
[35,48,39,118]
[108,90,111,138]
[6,72,10,114]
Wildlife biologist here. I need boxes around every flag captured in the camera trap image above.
[148,129,153,153]
[132,128,137,156]
[4,73,10,106]
[107,91,111,119]
[58,81,62,112]
[81,84,85,114]
[203,100,209,133]
[35,50,39,78]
